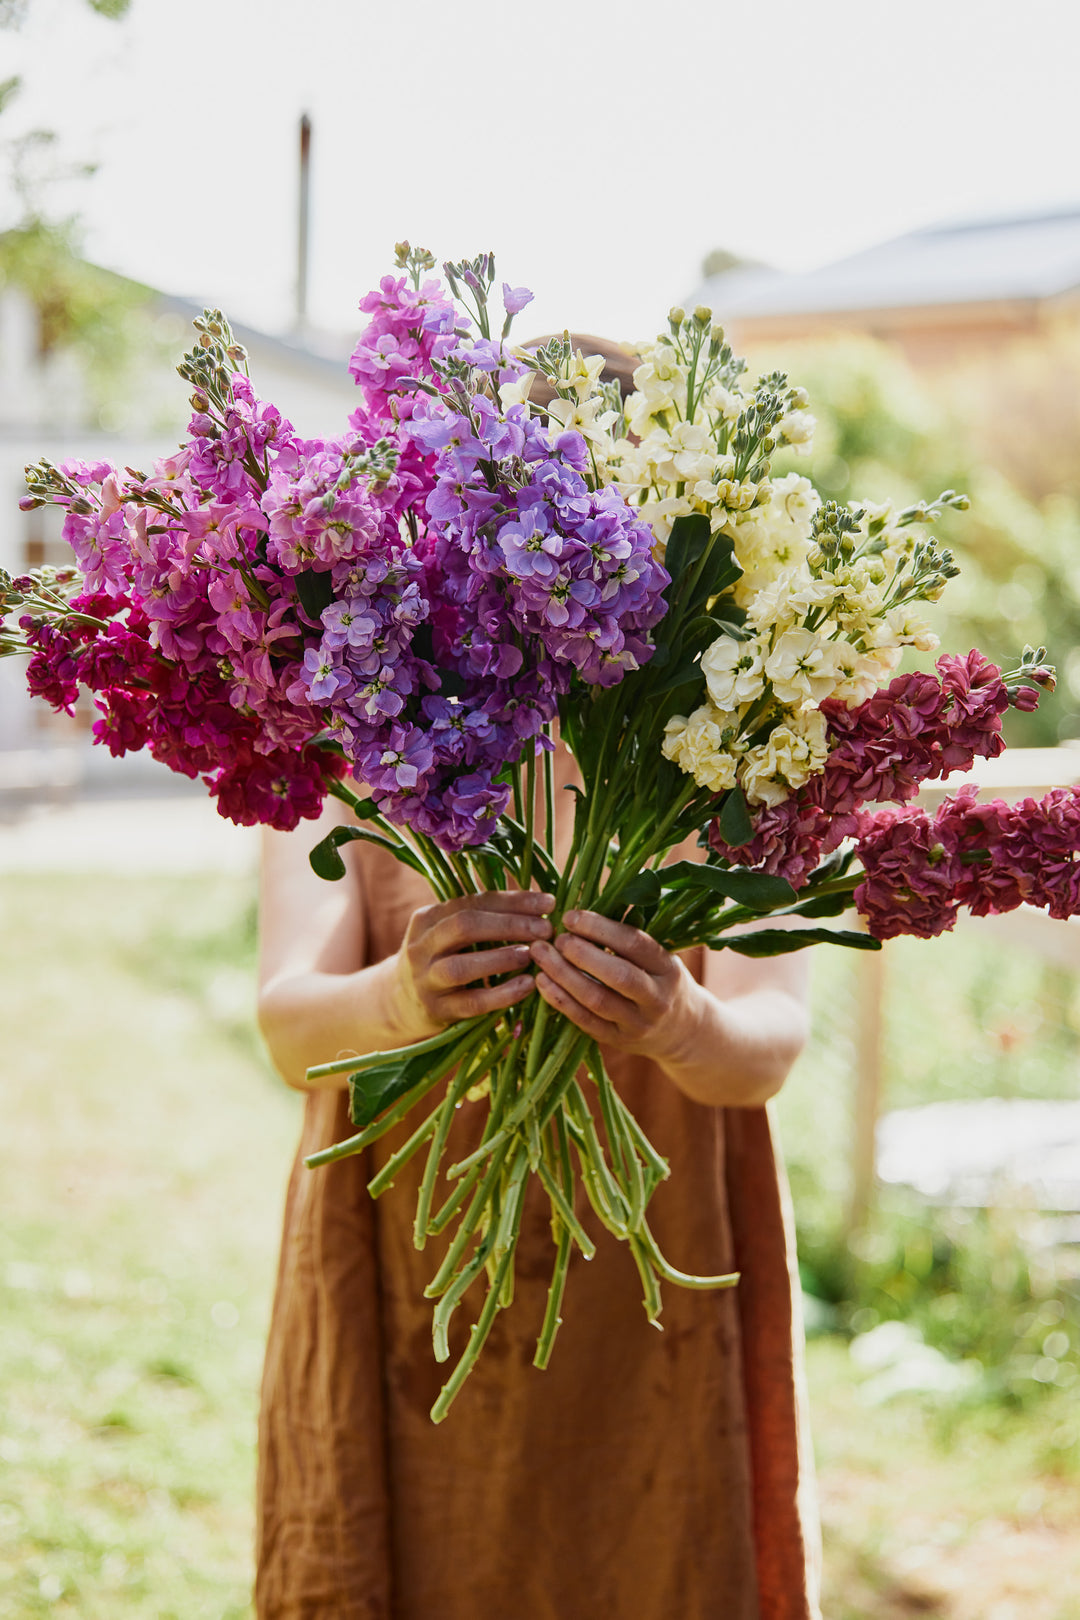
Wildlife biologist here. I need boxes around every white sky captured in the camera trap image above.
[3,0,1080,346]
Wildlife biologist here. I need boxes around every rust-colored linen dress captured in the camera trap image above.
[256,839,822,1620]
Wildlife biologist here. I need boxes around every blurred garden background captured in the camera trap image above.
[4,0,1080,1616]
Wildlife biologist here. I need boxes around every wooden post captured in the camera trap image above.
[847,943,887,1235]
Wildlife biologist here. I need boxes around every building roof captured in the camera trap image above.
[693,206,1080,321]
[155,293,355,382]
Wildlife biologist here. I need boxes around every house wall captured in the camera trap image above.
[724,297,1080,374]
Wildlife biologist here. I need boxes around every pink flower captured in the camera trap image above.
[854,806,962,940]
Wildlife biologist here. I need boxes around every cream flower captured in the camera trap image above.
[639,494,693,547]
[705,382,745,422]
[546,393,620,447]
[777,409,817,453]
[764,627,850,706]
[739,710,829,807]
[700,634,766,712]
[662,706,740,793]
[498,372,536,410]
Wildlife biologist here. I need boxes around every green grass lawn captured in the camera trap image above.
[1,868,1078,1617]
[0,873,300,1618]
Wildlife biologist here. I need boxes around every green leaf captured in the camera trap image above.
[717,787,754,848]
[618,870,662,907]
[663,513,711,585]
[650,657,704,697]
[295,568,334,623]
[708,927,881,957]
[693,543,741,606]
[661,861,796,910]
[678,614,748,660]
[786,890,855,920]
[309,824,428,882]
[349,1049,433,1128]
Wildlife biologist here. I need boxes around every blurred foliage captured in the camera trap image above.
[798,1193,1080,1416]
[0,219,165,414]
[0,0,130,28]
[0,0,164,426]
[780,931,1080,1415]
[751,334,1080,744]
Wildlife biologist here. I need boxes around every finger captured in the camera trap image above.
[531,939,641,1030]
[554,931,660,1007]
[428,944,534,991]
[534,971,621,1043]
[424,906,553,958]
[562,910,672,974]
[436,974,536,1021]
[439,890,555,917]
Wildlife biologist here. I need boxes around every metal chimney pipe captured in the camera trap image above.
[297,112,312,329]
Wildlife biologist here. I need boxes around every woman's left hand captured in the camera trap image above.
[530,909,701,1060]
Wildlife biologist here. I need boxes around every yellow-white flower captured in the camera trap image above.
[627,344,686,434]
[662,706,741,793]
[764,627,851,706]
[639,494,694,547]
[777,409,817,453]
[546,393,620,448]
[498,372,536,410]
[739,709,829,807]
[771,472,819,529]
[700,634,766,712]
[705,382,745,422]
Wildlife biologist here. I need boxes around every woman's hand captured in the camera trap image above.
[531,907,810,1107]
[530,909,701,1062]
[393,890,555,1039]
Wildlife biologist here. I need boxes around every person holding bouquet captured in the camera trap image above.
[12,254,1067,1620]
[256,773,816,1620]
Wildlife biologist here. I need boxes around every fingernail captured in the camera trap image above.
[564,910,580,925]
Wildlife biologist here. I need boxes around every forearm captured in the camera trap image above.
[258,951,433,1091]
[651,971,810,1109]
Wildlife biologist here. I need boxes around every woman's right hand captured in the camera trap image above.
[392,890,556,1039]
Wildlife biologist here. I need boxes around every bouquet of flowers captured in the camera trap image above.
[4,242,1071,1420]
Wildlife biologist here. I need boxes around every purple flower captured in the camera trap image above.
[502,284,534,316]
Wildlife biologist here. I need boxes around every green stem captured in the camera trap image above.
[639,1219,740,1290]
[430,1149,529,1423]
[413,1045,491,1249]
[306,1015,491,1081]
[424,1141,512,1298]
[533,1226,572,1371]
[542,732,556,858]
[521,744,537,892]
[366,1106,441,1198]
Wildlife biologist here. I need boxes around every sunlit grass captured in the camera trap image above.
[0,873,300,1618]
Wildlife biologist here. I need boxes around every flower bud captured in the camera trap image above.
[710,324,725,346]
[1010,685,1040,711]
[790,387,809,409]
[668,306,686,328]
[693,305,712,326]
